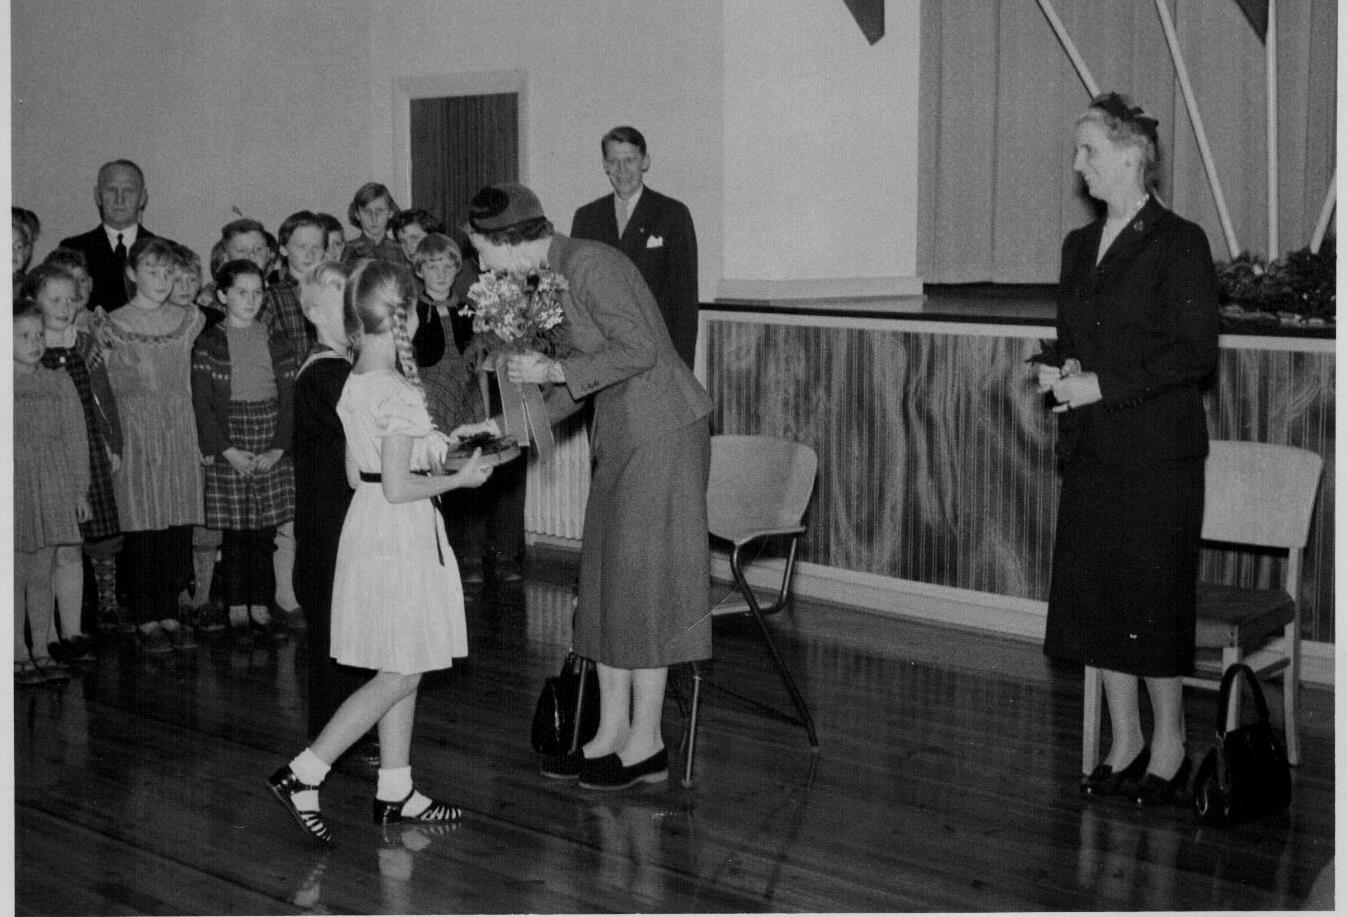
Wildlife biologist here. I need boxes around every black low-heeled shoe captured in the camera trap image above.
[578,749,669,790]
[267,766,332,844]
[1135,754,1193,808]
[1080,747,1150,797]
[373,789,462,825]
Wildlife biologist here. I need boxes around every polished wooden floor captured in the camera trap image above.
[13,547,1335,913]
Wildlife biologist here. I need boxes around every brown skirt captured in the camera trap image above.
[574,417,712,668]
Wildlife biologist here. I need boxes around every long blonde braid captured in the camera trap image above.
[346,258,426,401]
[389,305,422,388]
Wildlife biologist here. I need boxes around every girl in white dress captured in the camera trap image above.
[267,259,492,844]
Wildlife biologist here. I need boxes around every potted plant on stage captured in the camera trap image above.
[1216,237,1335,332]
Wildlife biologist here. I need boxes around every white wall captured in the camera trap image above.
[720,0,922,300]
[11,1,923,304]
[11,0,373,262]
[366,0,724,304]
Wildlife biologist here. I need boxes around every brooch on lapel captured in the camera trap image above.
[1132,218,1145,233]
[646,235,664,248]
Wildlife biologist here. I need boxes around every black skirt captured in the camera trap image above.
[1044,450,1204,678]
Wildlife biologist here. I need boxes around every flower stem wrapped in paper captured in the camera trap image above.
[460,268,569,460]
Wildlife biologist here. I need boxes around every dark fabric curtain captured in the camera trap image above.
[410,93,519,245]
[918,0,1336,283]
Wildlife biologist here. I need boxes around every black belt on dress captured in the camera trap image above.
[357,471,444,566]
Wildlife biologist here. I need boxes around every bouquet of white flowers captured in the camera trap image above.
[462,269,569,355]
[461,268,571,460]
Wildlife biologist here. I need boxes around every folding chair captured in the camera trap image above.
[682,435,820,787]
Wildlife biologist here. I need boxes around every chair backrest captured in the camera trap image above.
[1202,441,1323,550]
[706,435,818,544]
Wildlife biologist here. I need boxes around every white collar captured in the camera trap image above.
[616,186,644,213]
[103,224,140,248]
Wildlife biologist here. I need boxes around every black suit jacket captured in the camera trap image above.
[571,187,698,368]
[1054,197,1220,467]
[58,225,159,311]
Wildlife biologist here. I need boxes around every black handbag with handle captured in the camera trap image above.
[1192,663,1292,825]
[530,652,600,756]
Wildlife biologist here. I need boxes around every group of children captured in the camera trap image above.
[12,182,521,686]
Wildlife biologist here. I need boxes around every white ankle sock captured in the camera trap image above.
[290,748,331,789]
[376,766,413,803]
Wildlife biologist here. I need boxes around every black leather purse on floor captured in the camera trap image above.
[530,652,599,757]
[1192,663,1292,826]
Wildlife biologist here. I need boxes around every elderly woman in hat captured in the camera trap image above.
[1038,92,1219,808]
[462,182,712,790]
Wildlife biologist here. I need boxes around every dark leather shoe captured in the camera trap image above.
[267,766,332,844]
[1080,747,1149,797]
[373,789,462,825]
[540,748,584,780]
[578,749,669,790]
[1135,754,1193,808]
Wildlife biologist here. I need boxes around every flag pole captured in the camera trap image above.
[1154,0,1241,258]
[1266,0,1279,257]
[1310,172,1335,254]
[1035,0,1099,96]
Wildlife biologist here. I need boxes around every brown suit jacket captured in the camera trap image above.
[542,234,711,460]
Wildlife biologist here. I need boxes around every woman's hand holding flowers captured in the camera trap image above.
[505,350,563,385]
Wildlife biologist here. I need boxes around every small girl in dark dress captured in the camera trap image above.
[191,259,296,641]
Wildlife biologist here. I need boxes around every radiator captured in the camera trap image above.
[524,413,590,541]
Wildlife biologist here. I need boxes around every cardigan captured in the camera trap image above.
[191,321,297,458]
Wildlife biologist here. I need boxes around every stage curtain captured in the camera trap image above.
[918,0,1336,283]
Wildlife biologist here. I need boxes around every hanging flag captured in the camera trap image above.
[843,0,884,45]
[1233,0,1269,42]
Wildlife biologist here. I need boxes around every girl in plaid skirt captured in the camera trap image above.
[26,263,120,663]
[191,259,297,641]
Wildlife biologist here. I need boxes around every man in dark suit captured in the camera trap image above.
[58,159,157,310]
[571,126,699,369]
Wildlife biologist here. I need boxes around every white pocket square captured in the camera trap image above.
[646,235,664,248]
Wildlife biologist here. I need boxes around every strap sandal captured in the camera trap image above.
[267,766,332,844]
[373,789,463,825]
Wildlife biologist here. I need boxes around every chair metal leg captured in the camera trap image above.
[732,545,819,749]
[682,661,702,788]
[1284,623,1301,766]
[1082,665,1103,775]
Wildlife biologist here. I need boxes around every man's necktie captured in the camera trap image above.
[114,233,126,261]
[616,198,629,237]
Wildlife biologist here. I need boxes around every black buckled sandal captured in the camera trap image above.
[373,790,462,825]
[267,766,332,844]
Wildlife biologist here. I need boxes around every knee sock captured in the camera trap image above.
[288,748,331,810]
[273,523,298,611]
[191,546,217,607]
[90,553,119,620]
[53,547,85,639]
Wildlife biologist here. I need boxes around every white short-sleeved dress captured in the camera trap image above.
[329,369,467,674]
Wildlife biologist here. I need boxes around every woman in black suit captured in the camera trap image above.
[1038,93,1220,807]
